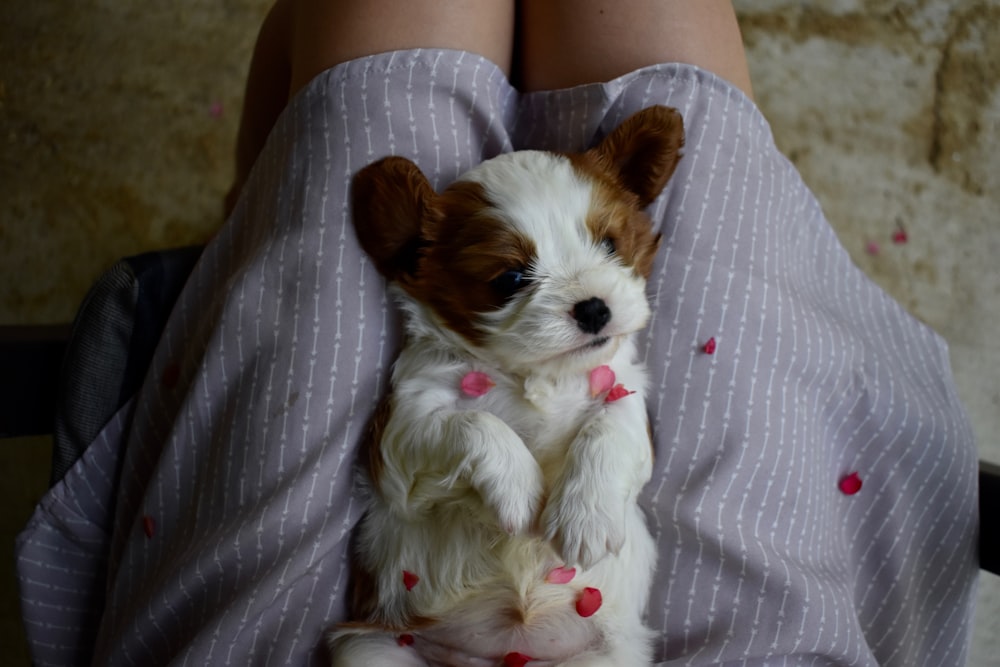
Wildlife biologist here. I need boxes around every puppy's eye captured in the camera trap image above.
[601,237,616,255]
[491,269,530,297]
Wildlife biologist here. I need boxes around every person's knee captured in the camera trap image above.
[517,0,752,98]
[288,0,515,97]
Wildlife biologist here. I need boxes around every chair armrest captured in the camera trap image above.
[0,325,72,437]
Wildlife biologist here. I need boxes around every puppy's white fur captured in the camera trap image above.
[330,106,684,666]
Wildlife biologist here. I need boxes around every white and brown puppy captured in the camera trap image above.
[330,106,684,667]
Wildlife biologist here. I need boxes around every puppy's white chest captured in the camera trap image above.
[457,367,599,453]
[521,374,576,411]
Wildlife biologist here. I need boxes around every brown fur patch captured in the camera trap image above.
[565,105,687,280]
[586,105,685,209]
[347,552,439,630]
[407,181,537,345]
[337,615,439,634]
[570,162,662,280]
[347,558,380,620]
[350,156,436,282]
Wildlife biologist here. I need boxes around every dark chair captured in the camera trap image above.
[0,246,202,483]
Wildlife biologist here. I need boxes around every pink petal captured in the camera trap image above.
[545,566,577,584]
[839,472,863,495]
[589,365,616,398]
[504,652,533,667]
[576,587,603,617]
[461,371,495,397]
[402,570,420,591]
[892,228,908,244]
[604,384,635,403]
[702,337,717,355]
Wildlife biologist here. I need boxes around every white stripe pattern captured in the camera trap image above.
[16,50,978,666]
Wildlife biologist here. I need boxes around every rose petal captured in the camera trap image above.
[604,384,635,403]
[576,587,603,617]
[839,472,863,495]
[402,570,420,591]
[504,652,533,667]
[703,337,717,355]
[589,365,616,398]
[545,566,577,584]
[461,371,495,397]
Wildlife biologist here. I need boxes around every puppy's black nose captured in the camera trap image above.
[573,297,611,334]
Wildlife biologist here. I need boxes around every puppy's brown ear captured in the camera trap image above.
[588,105,685,208]
[351,156,437,283]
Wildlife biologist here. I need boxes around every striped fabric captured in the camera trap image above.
[17,49,978,666]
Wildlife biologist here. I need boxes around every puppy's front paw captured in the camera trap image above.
[542,483,626,570]
[485,466,543,535]
[467,418,544,534]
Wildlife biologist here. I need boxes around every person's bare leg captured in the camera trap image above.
[289,0,516,96]
[517,0,753,99]
[226,0,516,217]
[226,0,294,217]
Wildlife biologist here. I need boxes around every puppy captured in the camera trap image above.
[329,106,684,666]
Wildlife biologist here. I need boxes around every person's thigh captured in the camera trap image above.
[228,0,516,216]
[517,0,753,98]
[290,0,516,96]
[92,46,522,666]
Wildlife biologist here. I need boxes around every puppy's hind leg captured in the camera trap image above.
[328,632,428,667]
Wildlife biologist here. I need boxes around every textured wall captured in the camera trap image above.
[0,1,267,323]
